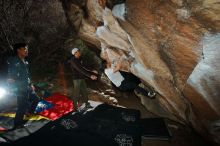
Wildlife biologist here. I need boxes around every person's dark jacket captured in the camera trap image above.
[7,56,31,93]
[68,56,96,80]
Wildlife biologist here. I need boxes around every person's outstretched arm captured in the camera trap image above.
[70,59,97,80]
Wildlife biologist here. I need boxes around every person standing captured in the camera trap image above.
[7,43,39,129]
[68,48,98,111]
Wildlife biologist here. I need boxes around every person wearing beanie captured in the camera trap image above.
[68,48,98,111]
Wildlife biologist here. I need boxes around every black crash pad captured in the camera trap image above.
[141,118,172,141]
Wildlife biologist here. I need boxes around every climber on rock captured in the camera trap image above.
[102,50,156,98]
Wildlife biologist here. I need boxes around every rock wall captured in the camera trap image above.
[61,0,220,143]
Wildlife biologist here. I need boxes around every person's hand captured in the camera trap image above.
[103,50,108,58]
[90,75,97,80]
[30,84,35,91]
[92,70,98,74]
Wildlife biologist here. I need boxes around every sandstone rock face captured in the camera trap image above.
[61,0,220,143]
[79,19,101,48]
